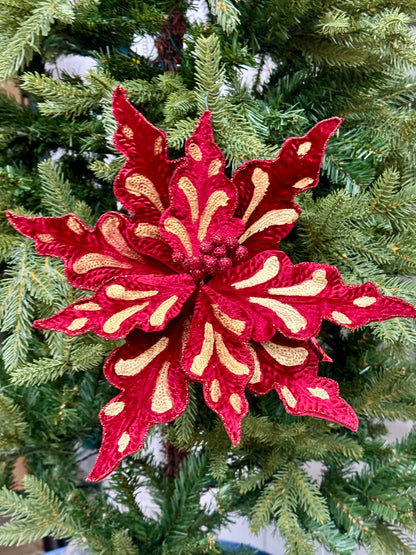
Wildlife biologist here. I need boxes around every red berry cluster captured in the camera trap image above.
[172,234,248,282]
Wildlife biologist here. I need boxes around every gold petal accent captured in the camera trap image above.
[331,311,352,325]
[118,432,130,453]
[211,304,245,335]
[103,304,148,334]
[239,209,298,243]
[164,217,193,256]
[198,190,229,241]
[37,233,54,242]
[125,174,165,212]
[242,168,270,223]
[106,284,159,301]
[261,341,308,366]
[280,386,297,408]
[268,269,327,296]
[249,297,307,333]
[73,253,133,274]
[150,295,178,327]
[293,177,314,189]
[297,141,312,156]
[208,159,222,177]
[307,387,330,400]
[67,318,88,331]
[154,136,163,155]
[101,216,143,261]
[134,223,162,240]
[73,302,101,311]
[229,393,242,413]
[67,216,84,234]
[151,361,173,413]
[189,143,202,161]
[215,332,250,375]
[232,256,280,290]
[353,296,377,307]
[248,344,262,384]
[178,176,199,222]
[104,401,125,416]
[190,323,214,376]
[210,379,221,402]
[122,125,134,139]
[114,337,169,376]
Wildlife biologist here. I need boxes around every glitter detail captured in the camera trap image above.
[229,393,242,413]
[248,345,261,384]
[208,159,222,177]
[353,296,377,307]
[249,297,307,333]
[211,304,245,335]
[67,318,88,331]
[73,253,133,274]
[106,284,159,300]
[164,217,193,256]
[331,311,352,325]
[280,386,297,408]
[37,233,54,242]
[307,387,330,400]
[149,295,178,326]
[103,304,148,334]
[242,168,270,223]
[188,143,202,161]
[104,401,125,416]
[114,337,169,376]
[151,362,173,413]
[261,341,308,366]
[190,323,214,376]
[74,302,101,311]
[210,379,221,402]
[118,432,130,452]
[215,332,250,375]
[198,191,229,241]
[67,216,83,234]
[101,217,143,261]
[293,177,314,189]
[297,142,312,156]
[154,136,163,155]
[268,269,327,296]
[232,256,280,289]
[239,209,298,243]
[134,223,162,240]
[178,176,199,222]
[122,125,134,139]
[125,175,165,212]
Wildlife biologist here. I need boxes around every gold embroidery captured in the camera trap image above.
[229,393,242,413]
[297,141,312,156]
[151,361,173,413]
[188,143,202,161]
[249,297,307,333]
[268,269,327,296]
[248,344,261,384]
[106,284,159,300]
[210,379,221,402]
[101,216,143,261]
[190,323,214,376]
[232,256,280,289]
[280,386,297,408]
[74,302,101,311]
[208,159,222,177]
[293,177,314,189]
[331,311,352,325]
[104,401,125,416]
[122,125,134,139]
[37,233,54,243]
[215,333,250,375]
[73,253,132,274]
[118,432,130,452]
[211,304,245,335]
[67,318,88,331]
[239,209,298,243]
[198,191,229,241]
[115,337,169,376]
[307,387,329,400]
[353,296,376,307]
[67,216,84,234]
[261,341,308,366]
[164,217,193,256]
[150,295,178,327]
[154,136,163,155]
[134,223,162,240]
[242,168,270,223]
[178,177,199,222]
[125,175,165,213]
[103,304,148,334]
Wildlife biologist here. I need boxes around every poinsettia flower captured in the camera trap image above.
[7,87,416,481]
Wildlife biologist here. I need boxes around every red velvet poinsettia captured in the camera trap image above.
[7,87,416,481]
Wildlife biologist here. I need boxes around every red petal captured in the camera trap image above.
[112,86,182,223]
[88,324,188,481]
[160,111,244,259]
[247,334,358,430]
[233,118,342,253]
[34,273,195,339]
[182,287,253,445]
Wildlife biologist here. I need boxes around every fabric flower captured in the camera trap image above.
[7,87,416,481]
